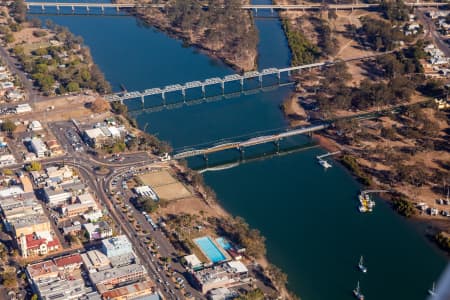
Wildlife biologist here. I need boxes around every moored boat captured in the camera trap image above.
[353,281,365,300]
[358,256,367,273]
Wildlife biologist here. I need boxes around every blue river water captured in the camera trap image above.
[34,2,447,299]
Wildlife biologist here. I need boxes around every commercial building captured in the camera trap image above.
[101,235,133,258]
[30,138,48,158]
[84,222,113,241]
[29,120,43,131]
[184,254,203,270]
[134,185,158,201]
[100,280,156,300]
[81,250,111,273]
[192,261,249,294]
[0,195,44,232]
[43,186,72,207]
[26,256,100,300]
[89,263,147,292]
[83,126,124,148]
[15,103,32,114]
[11,214,51,237]
[0,154,16,166]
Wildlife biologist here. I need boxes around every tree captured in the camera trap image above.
[1,119,16,133]
[392,196,416,217]
[2,169,13,176]
[11,0,27,23]
[267,264,288,289]
[66,82,80,93]
[26,161,42,171]
[90,98,110,113]
[1,272,17,288]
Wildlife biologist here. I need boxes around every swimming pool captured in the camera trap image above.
[194,236,227,263]
[216,237,232,250]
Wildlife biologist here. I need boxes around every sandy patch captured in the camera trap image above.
[153,182,191,201]
[140,170,177,187]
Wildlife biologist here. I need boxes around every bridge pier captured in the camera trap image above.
[101,6,105,13]
[274,140,280,153]
[221,81,225,94]
[161,92,166,105]
[140,96,145,108]
[72,5,75,11]
[238,147,245,161]
[258,75,263,88]
[201,85,205,98]
[86,6,90,12]
[203,154,208,162]
[56,5,59,11]
[41,5,45,11]
[181,88,186,101]
[277,71,281,84]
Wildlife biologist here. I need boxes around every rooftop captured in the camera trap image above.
[100,280,155,299]
[27,260,58,279]
[89,263,146,285]
[54,253,82,268]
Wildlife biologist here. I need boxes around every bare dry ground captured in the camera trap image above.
[139,169,192,201]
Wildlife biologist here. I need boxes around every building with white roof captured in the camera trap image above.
[15,103,32,114]
[192,261,249,294]
[29,120,43,131]
[135,185,159,201]
[30,138,48,158]
[0,154,16,166]
[101,235,132,258]
[184,254,203,270]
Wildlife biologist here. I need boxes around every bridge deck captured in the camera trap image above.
[173,124,328,159]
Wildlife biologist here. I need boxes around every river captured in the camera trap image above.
[34,1,447,299]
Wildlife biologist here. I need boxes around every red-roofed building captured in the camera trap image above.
[19,233,60,258]
[54,253,82,272]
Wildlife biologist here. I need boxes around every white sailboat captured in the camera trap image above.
[353,281,365,300]
[358,256,367,273]
[428,282,436,296]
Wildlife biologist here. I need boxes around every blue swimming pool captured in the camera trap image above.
[216,237,232,250]
[194,236,226,263]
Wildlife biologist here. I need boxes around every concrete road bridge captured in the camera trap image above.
[172,124,329,160]
[103,52,388,105]
[25,2,449,12]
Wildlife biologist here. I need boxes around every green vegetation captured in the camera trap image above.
[380,0,410,22]
[1,119,16,133]
[340,155,372,186]
[2,169,13,176]
[139,0,258,71]
[236,289,265,300]
[0,271,17,288]
[392,196,416,217]
[267,264,288,290]
[316,46,424,113]
[25,161,42,171]
[216,216,266,258]
[282,19,320,65]
[10,0,27,23]
[10,23,110,95]
[135,196,159,213]
[358,17,405,51]
[313,18,339,56]
[435,232,450,254]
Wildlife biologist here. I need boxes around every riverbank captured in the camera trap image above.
[113,0,258,72]
[115,107,297,299]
